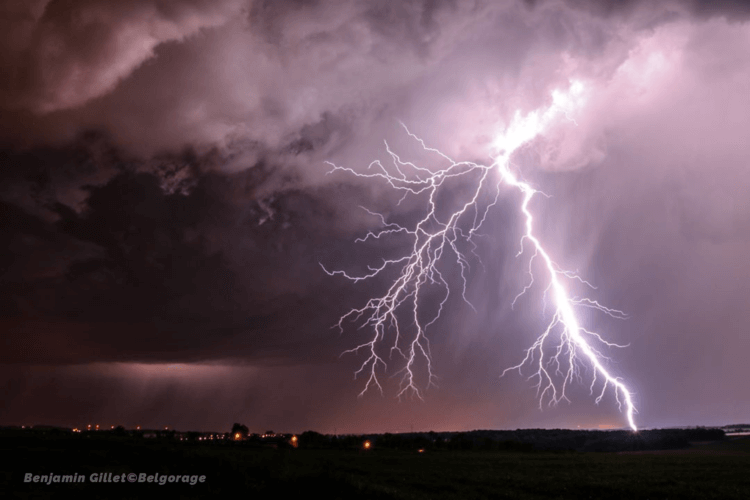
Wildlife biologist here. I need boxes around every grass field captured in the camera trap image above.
[4,432,749,499]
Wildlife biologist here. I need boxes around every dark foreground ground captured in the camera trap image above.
[3,431,749,499]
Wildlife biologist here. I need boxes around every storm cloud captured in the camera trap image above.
[2,0,750,432]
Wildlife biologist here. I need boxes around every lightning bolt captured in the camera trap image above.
[321,80,638,431]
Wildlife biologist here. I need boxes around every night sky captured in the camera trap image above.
[2,0,750,434]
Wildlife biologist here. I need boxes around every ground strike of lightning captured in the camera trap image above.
[322,81,638,431]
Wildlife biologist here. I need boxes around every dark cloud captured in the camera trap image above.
[2,0,750,432]
[0,136,411,367]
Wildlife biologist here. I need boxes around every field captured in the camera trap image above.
[4,430,749,499]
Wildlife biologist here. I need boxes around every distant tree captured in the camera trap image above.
[299,430,328,448]
[231,423,249,438]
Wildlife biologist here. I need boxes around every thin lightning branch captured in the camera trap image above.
[321,81,638,431]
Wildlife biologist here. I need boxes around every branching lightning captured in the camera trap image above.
[321,80,638,431]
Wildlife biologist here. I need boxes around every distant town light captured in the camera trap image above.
[234,433,242,441]
[363,440,372,450]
